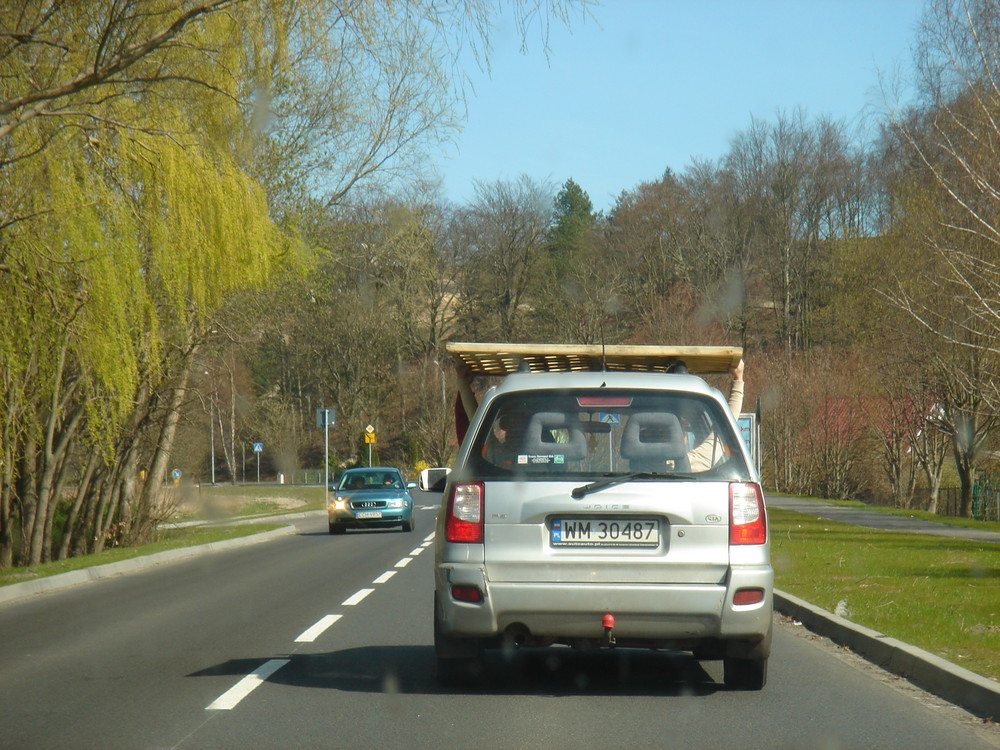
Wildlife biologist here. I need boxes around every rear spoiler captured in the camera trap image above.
[446,342,743,442]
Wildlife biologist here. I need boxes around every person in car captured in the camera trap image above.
[687,359,744,471]
[484,409,531,468]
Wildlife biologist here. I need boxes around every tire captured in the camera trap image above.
[401,517,414,532]
[328,522,345,535]
[434,594,482,685]
[435,655,482,686]
[723,656,767,690]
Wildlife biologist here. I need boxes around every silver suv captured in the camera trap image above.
[433,363,772,690]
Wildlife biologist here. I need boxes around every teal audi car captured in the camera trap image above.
[328,467,415,534]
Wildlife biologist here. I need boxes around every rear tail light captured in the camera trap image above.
[445,482,484,543]
[730,483,767,545]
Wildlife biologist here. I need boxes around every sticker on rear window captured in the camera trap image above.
[517,454,565,465]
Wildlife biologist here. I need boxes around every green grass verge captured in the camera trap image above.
[0,524,283,588]
[770,507,1000,682]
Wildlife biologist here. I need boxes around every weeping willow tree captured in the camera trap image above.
[0,4,291,564]
[0,0,587,565]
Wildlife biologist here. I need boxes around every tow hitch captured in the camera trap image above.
[602,613,616,647]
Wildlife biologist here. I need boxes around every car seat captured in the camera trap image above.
[521,412,587,469]
[619,412,691,473]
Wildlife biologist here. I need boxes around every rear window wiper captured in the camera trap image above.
[571,471,691,499]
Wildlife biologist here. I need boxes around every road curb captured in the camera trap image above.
[0,525,297,607]
[775,589,1000,722]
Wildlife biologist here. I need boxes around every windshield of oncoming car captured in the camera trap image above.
[338,472,402,490]
[468,389,750,481]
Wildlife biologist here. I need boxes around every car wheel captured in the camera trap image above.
[401,517,413,532]
[435,655,483,685]
[328,522,345,535]
[434,595,482,685]
[723,656,767,690]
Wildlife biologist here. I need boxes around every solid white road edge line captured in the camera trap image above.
[295,614,342,643]
[206,659,289,710]
[342,588,374,606]
[373,571,396,584]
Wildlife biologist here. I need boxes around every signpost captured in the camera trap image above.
[253,441,264,483]
[316,408,336,505]
[365,424,376,466]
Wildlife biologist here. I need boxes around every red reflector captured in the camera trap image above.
[733,588,765,606]
[577,395,634,407]
[452,585,483,603]
[602,613,615,629]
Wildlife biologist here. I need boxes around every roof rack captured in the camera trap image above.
[446,342,742,376]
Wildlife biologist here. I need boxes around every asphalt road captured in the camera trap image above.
[1,495,998,750]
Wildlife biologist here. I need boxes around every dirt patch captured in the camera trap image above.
[157,485,309,520]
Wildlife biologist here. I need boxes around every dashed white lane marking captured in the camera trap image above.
[207,659,289,710]
[342,588,374,606]
[295,614,342,643]
[208,535,435,711]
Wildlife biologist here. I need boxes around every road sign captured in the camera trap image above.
[364,432,376,444]
[365,424,375,434]
[738,413,759,473]
[172,469,181,479]
[253,442,264,453]
[316,407,336,428]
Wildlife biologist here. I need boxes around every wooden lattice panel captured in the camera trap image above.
[445,342,742,376]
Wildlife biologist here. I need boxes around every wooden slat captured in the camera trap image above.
[445,342,742,376]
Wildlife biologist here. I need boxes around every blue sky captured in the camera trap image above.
[432,0,926,213]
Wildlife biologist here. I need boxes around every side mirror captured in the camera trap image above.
[418,466,451,492]
[406,481,417,489]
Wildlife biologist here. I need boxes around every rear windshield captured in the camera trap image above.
[465,388,750,481]
[338,471,403,490]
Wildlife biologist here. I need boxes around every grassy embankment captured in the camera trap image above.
[770,506,1000,682]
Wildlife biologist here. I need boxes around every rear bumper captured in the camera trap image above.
[436,564,773,645]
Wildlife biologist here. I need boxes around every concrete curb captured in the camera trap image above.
[0,524,297,606]
[775,589,1000,722]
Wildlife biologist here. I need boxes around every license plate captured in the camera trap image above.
[355,510,382,519]
[551,518,659,548]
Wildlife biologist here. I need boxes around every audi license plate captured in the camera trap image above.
[355,510,382,519]
[551,518,659,548]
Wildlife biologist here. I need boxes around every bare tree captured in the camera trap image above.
[455,175,553,341]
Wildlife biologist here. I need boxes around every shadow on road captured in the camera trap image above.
[190,645,721,697]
